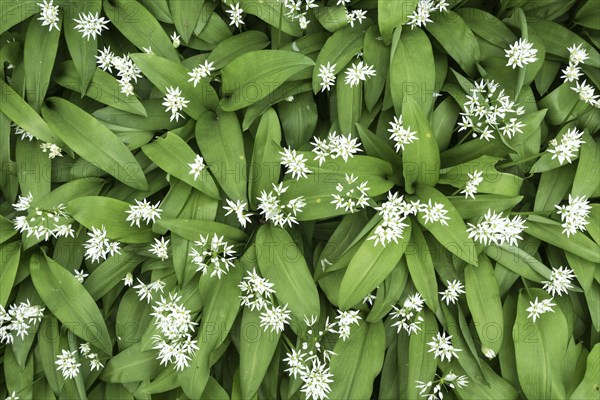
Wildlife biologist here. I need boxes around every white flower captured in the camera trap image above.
[257,183,305,228]
[460,170,483,199]
[567,43,589,65]
[556,194,591,237]
[346,9,367,27]
[542,266,576,297]
[505,38,538,69]
[0,300,44,344]
[259,304,291,333]
[12,204,73,241]
[73,269,89,284]
[126,198,162,227]
[300,359,334,400]
[170,32,181,48]
[189,234,237,279]
[149,237,170,261]
[427,332,461,362]
[280,147,312,180]
[142,46,153,54]
[12,193,33,212]
[561,64,582,83]
[226,2,245,28]
[123,272,134,287]
[223,199,253,228]
[40,143,62,159]
[344,61,376,87]
[14,126,34,141]
[368,192,412,247]
[499,117,525,139]
[363,292,377,306]
[318,62,336,92]
[37,0,60,31]
[407,0,448,29]
[5,391,19,400]
[188,60,215,87]
[440,280,465,305]
[283,348,307,379]
[239,269,275,311]
[526,297,555,322]
[95,46,115,72]
[83,226,121,263]
[466,210,527,246]
[188,154,206,181]
[88,353,104,371]
[571,80,599,106]
[73,12,109,40]
[133,279,165,303]
[547,127,585,165]
[419,200,450,226]
[335,310,361,341]
[162,86,189,122]
[482,347,496,359]
[331,174,370,213]
[388,115,418,152]
[79,342,91,356]
[55,350,80,379]
[109,53,142,96]
[336,0,351,4]
[310,131,362,165]
[390,293,425,335]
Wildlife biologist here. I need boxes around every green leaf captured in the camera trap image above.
[221,50,314,111]
[42,97,148,191]
[169,0,206,42]
[142,132,219,199]
[206,30,270,70]
[339,219,412,310]
[0,242,21,307]
[256,225,320,320]
[0,0,41,34]
[249,109,281,209]
[30,254,113,355]
[405,226,439,313]
[237,0,303,37]
[155,218,248,243]
[101,344,161,383]
[377,0,417,43]
[570,343,600,400]
[403,310,439,399]
[328,321,386,399]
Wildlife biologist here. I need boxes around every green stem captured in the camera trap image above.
[521,278,533,298]
[456,129,473,146]
[497,152,543,169]
[559,98,580,127]
[276,2,284,49]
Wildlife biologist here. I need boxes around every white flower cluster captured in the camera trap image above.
[505,38,538,69]
[562,44,599,107]
[526,297,555,322]
[14,125,34,141]
[126,199,162,227]
[239,269,276,311]
[346,9,367,28]
[390,293,425,335]
[73,12,109,40]
[388,115,418,152]
[407,0,449,29]
[416,372,469,400]
[547,127,585,165]
[37,0,60,31]
[226,2,245,28]
[368,192,415,247]
[257,183,306,227]
[318,63,337,92]
[83,226,121,263]
[0,300,44,344]
[458,80,526,141]
[162,86,190,122]
[331,174,370,213]
[281,0,319,30]
[460,170,483,199]
[542,266,576,297]
[55,350,80,379]
[95,48,143,96]
[427,332,461,362]
[189,234,237,278]
[440,280,465,305]
[466,209,527,247]
[149,237,170,261]
[419,199,451,226]
[40,142,63,159]
[223,199,253,228]
[188,154,206,181]
[13,195,74,241]
[133,279,166,303]
[280,147,312,180]
[555,194,591,237]
[79,342,104,371]
[259,304,292,334]
[344,61,376,87]
[310,131,362,165]
[335,310,361,341]
[188,60,215,87]
[151,293,199,371]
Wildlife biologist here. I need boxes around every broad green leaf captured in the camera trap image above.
[378,0,417,43]
[30,254,113,355]
[256,225,320,320]
[206,30,270,70]
[465,254,504,354]
[336,74,362,135]
[142,132,219,199]
[485,244,549,282]
[101,343,161,383]
[450,195,524,219]
[221,50,314,111]
[84,247,146,300]
[42,97,148,190]
[0,0,41,34]
[570,343,600,400]
[339,219,411,310]
[572,136,600,198]
[237,0,303,36]
[169,0,206,42]
[406,226,439,313]
[279,92,318,149]
[249,109,281,209]
[328,321,385,399]
[414,184,478,265]
[195,110,247,202]
[155,218,247,243]
[0,242,21,307]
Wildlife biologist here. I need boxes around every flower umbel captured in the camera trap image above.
[388,115,418,152]
[162,86,189,122]
[505,38,538,69]
[37,0,60,31]
[189,234,237,278]
[73,12,110,40]
[555,194,591,237]
[427,332,461,362]
[542,266,576,297]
